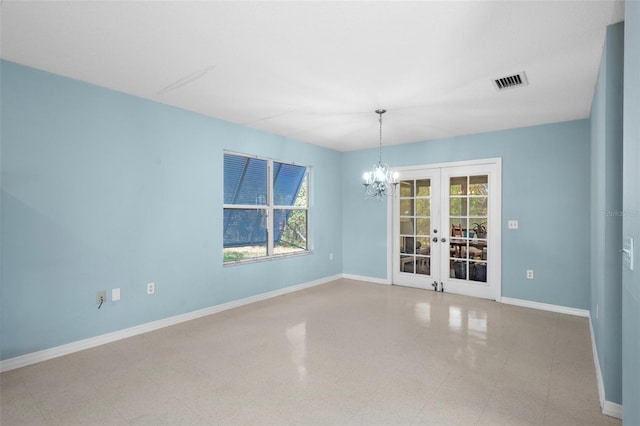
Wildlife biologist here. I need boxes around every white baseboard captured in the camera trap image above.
[589,317,606,409]
[602,400,623,419]
[500,297,590,317]
[589,317,624,420]
[341,273,391,285]
[0,274,341,373]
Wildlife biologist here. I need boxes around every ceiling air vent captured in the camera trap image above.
[492,72,528,91]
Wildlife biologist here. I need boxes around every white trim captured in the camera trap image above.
[590,316,606,408]
[589,317,624,420]
[0,274,340,373]
[392,157,504,173]
[342,273,391,285]
[500,297,590,317]
[386,195,394,284]
[602,401,623,419]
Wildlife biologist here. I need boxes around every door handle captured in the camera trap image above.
[441,238,447,243]
[433,237,439,243]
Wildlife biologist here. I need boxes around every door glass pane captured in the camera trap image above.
[399,178,431,276]
[405,237,418,254]
[417,236,431,275]
[451,260,467,280]
[416,237,430,254]
[416,179,431,196]
[448,175,489,284]
[450,218,468,237]
[469,241,485,261]
[416,199,430,216]
[470,261,487,282]
[401,256,415,273]
[470,218,488,239]
[400,218,414,234]
[450,197,467,216]
[450,239,467,259]
[400,199,414,216]
[401,220,418,255]
[416,218,430,235]
[450,177,467,195]
[469,198,487,216]
[400,180,414,197]
[469,175,488,195]
[416,256,430,275]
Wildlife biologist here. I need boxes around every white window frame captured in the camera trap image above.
[223,151,310,265]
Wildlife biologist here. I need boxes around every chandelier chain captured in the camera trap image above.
[376,109,385,163]
[379,113,382,162]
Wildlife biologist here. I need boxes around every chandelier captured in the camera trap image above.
[362,109,399,200]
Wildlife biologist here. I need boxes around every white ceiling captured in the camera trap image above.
[1,1,624,152]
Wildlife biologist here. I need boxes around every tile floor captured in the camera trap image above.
[0,279,621,425]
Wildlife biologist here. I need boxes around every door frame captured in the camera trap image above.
[386,157,502,300]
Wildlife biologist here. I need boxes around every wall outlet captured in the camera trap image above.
[526,270,534,279]
[147,282,155,295]
[96,290,106,305]
[508,220,519,229]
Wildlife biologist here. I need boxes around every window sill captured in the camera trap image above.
[223,250,312,267]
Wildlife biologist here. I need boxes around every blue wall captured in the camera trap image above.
[622,1,640,423]
[343,120,591,309]
[590,22,624,406]
[0,60,343,360]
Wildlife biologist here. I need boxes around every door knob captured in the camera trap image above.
[441,238,447,243]
[433,237,439,243]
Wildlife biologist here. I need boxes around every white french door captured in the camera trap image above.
[392,169,441,289]
[392,159,501,300]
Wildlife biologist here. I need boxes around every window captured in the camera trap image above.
[223,152,309,263]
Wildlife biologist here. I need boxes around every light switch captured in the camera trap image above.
[623,237,634,271]
[112,288,121,301]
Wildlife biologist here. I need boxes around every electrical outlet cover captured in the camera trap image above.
[147,282,155,295]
